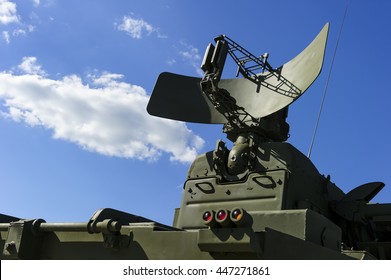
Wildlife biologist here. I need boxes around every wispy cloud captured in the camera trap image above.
[116,15,154,39]
[2,30,10,43]
[1,24,35,43]
[166,58,176,66]
[178,42,203,76]
[0,57,204,163]
[116,15,166,39]
[115,13,204,76]
[0,0,19,25]
[0,1,36,43]
[13,24,34,35]
[17,56,46,75]
[32,0,40,7]
[2,24,35,43]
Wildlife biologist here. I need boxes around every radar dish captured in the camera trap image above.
[147,23,329,124]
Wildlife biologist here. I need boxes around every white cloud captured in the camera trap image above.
[0,58,204,163]
[117,15,154,39]
[2,30,10,43]
[166,59,176,66]
[178,42,204,76]
[13,25,35,36]
[17,56,46,75]
[0,0,35,43]
[116,15,167,40]
[0,0,19,25]
[1,26,35,43]
[32,0,40,7]
[157,33,168,39]
[12,28,25,36]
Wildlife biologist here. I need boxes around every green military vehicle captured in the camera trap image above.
[1,23,390,260]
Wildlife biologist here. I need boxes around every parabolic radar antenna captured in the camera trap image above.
[147,23,329,142]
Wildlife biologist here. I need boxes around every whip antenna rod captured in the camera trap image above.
[307,4,349,158]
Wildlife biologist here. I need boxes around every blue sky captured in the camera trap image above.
[0,0,390,225]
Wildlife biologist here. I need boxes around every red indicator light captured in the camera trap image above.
[203,211,212,222]
[216,210,227,221]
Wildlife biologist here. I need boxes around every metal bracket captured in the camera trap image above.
[87,208,177,250]
[2,219,44,259]
[88,208,176,233]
